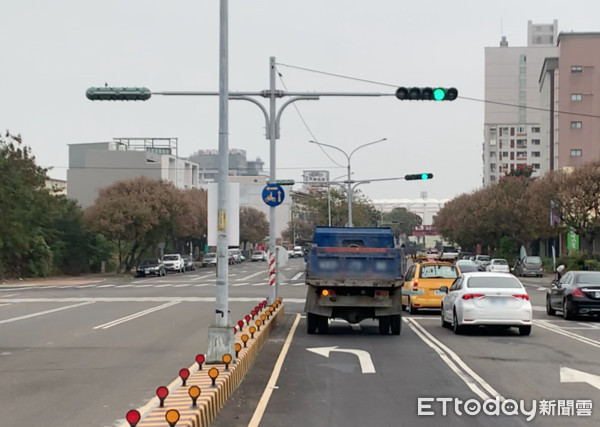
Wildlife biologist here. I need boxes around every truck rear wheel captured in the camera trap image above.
[391,314,401,335]
[307,313,318,334]
[317,315,329,334]
[378,316,390,335]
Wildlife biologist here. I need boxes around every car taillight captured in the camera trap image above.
[513,294,530,300]
[412,281,419,291]
[572,288,584,297]
[462,294,484,300]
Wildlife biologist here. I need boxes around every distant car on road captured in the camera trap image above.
[546,271,600,319]
[293,246,303,258]
[440,272,532,336]
[136,259,166,277]
[402,261,458,314]
[426,249,440,260]
[440,246,459,262]
[251,251,267,262]
[474,255,491,271]
[202,252,217,267]
[162,254,185,273]
[456,259,479,273]
[513,256,543,277]
[183,255,196,271]
[486,258,510,273]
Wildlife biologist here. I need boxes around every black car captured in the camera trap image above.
[546,271,600,319]
[136,259,166,277]
[183,255,196,271]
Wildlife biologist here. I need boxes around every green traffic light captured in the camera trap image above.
[433,88,445,101]
[421,173,429,180]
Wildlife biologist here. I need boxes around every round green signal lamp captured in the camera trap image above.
[421,173,429,180]
[433,88,446,101]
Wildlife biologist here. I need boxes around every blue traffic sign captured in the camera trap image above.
[262,184,285,207]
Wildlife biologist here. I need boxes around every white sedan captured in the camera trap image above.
[486,258,510,273]
[440,272,532,336]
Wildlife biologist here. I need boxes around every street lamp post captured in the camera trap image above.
[309,138,387,227]
[327,173,353,226]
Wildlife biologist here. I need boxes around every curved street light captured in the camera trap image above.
[309,138,387,227]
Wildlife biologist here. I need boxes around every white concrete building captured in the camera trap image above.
[67,138,199,208]
[483,20,558,185]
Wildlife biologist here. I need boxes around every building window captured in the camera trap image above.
[502,151,509,157]
[510,128,515,136]
[520,54,527,62]
[517,127,527,134]
[516,139,527,148]
[510,140,515,148]
[502,163,508,170]
[531,127,540,133]
[571,121,582,129]
[490,164,497,172]
[490,151,496,158]
[531,139,540,145]
[532,152,540,158]
[532,164,540,169]
[490,175,497,182]
[571,94,583,101]
[510,152,514,160]
[516,151,527,160]
[571,66,583,73]
[570,149,582,157]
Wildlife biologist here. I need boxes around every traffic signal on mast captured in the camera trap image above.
[86,87,151,101]
[395,87,458,101]
[405,173,433,180]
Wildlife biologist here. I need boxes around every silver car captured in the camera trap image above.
[514,256,543,277]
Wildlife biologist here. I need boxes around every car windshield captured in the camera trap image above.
[254,251,264,255]
[140,260,157,266]
[419,265,458,279]
[467,276,522,289]
[524,257,541,264]
[205,253,216,259]
[163,255,178,261]
[493,259,508,265]
[574,272,600,285]
[477,256,490,261]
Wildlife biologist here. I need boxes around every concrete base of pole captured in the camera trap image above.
[207,326,235,363]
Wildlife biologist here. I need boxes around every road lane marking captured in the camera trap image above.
[193,284,212,287]
[0,297,307,303]
[231,283,249,287]
[98,284,115,288]
[306,346,375,373]
[249,313,301,427]
[0,302,94,325]
[93,301,181,329]
[76,284,96,288]
[155,284,173,287]
[237,270,268,281]
[560,367,600,391]
[405,318,504,401]
[0,303,11,307]
[291,272,304,280]
[534,320,600,349]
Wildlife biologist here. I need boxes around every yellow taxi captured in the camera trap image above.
[402,261,459,314]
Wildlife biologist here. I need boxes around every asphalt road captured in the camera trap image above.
[0,258,306,427]
[213,274,600,427]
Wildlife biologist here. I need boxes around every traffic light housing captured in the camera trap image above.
[405,173,433,180]
[395,87,458,101]
[86,87,151,101]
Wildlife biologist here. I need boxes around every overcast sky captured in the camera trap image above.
[2,1,600,202]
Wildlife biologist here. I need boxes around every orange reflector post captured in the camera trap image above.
[260,314,266,322]
[188,386,201,407]
[249,325,256,339]
[241,334,249,348]
[222,353,232,370]
[255,319,262,330]
[165,409,180,427]
[235,342,242,357]
[208,367,219,386]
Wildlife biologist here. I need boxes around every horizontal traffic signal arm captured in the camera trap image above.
[395,87,458,101]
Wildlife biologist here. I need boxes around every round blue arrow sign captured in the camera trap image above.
[262,184,285,207]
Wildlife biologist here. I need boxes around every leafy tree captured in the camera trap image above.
[381,207,422,238]
[239,206,269,247]
[83,177,182,272]
[171,188,208,256]
[553,162,600,257]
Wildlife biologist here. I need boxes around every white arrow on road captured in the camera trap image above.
[560,367,600,390]
[306,346,376,374]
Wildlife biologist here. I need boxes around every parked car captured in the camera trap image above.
[162,254,185,273]
[440,246,459,262]
[513,256,543,277]
[426,248,440,260]
[202,252,217,267]
[440,272,532,336]
[486,258,510,273]
[183,255,196,271]
[546,271,600,319]
[136,259,166,277]
[402,261,459,314]
[474,255,491,271]
[251,250,267,262]
[456,259,479,273]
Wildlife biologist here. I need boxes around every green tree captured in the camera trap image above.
[240,206,269,247]
[381,207,422,238]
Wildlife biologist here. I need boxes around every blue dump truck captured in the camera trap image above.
[304,226,405,335]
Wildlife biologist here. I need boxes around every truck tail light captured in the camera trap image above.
[322,289,335,297]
